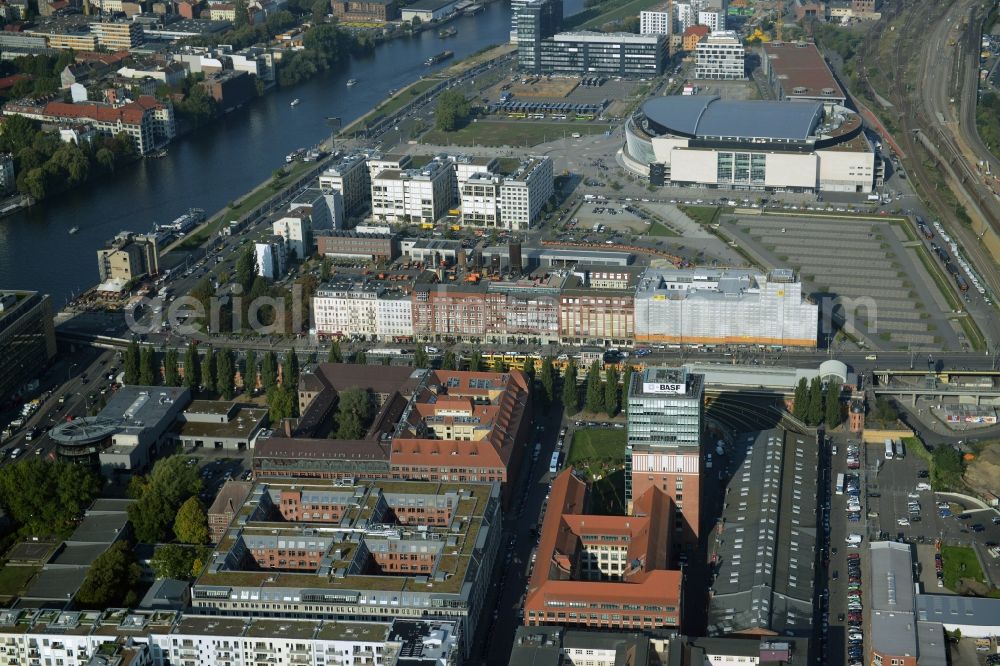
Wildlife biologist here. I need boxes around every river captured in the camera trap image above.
[0,0,583,306]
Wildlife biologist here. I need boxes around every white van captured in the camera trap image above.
[845,533,863,545]
[916,482,932,491]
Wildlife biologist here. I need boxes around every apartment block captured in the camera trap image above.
[289,187,344,231]
[96,232,159,284]
[461,172,503,228]
[254,236,287,280]
[312,280,413,340]
[318,153,370,217]
[499,156,554,230]
[524,470,683,631]
[558,269,637,347]
[626,367,704,545]
[190,478,502,658]
[694,30,745,79]
[698,8,725,31]
[371,159,454,224]
[675,3,695,31]
[451,154,499,190]
[272,210,312,259]
[640,7,672,35]
[529,31,666,76]
[0,608,460,666]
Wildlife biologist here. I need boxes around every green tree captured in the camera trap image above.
[563,360,579,414]
[282,350,299,388]
[243,350,257,392]
[604,366,619,417]
[442,350,457,370]
[469,351,483,372]
[0,460,100,535]
[201,346,217,393]
[267,385,296,423]
[216,348,235,400]
[336,388,372,439]
[931,446,965,491]
[75,541,142,609]
[174,497,209,545]
[522,358,535,389]
[261,351,278,391]
[493,358,508,373]
[164,348,180,387]
[139,346,157,385]
[234,242,257,292]
[414,346,430,369]
[183,345,200,389]
[584,362,605,414]
[825,381,842,428]
[354,350,367,365]
[123,339,141,385]
[792,377,809,420]
[434,89,471,132]
[806,376,823,426]
[320,257,332,281]
[150,544,198,580]
[539,357,555,405]
[327,341,342,363]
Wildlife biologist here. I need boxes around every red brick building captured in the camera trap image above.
[523,470,683,631]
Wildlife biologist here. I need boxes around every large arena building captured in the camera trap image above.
[623,95,876,193]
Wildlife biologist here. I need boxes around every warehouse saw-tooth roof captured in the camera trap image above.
[641,95,824,141]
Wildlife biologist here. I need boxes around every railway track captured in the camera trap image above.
[852,0,1000,314]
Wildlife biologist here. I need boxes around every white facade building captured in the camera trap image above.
[498,156,554,230]
[313,283,414,340]
[289,187,345,230]
[0,608,459,666]
[634,268,818,347]
[461,172,503,228]
[675,3,694,32]
[640,8,672,36]
[318,153,370,216]
[370,159,454,224]
[272,212,312,259]
[695,31,744,79]
[698,8,725,31]
[255,236,287,279]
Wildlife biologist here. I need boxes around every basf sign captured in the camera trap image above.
[642,382,686,395]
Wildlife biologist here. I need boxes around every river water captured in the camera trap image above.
[0,0,581,306]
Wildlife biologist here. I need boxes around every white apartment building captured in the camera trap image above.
[452,154,499,191]
[289,187,344,230]
[366,153,412,181]
[461,172,502,228]
[370,159,454,224]
[695,31,745,80]
[376,292,415,340]
[255,236,287,280]
[318,153,370,216]
[313,283,414,340]
[634,268,818,347]
[0,608,459,666]
[272,211,312,259]
[698,8,725,31]
[640,8,672,35]
[675,3,694,32]
[498,156,554,230]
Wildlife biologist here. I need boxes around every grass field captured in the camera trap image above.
[0,564,39,599]
[375,78,442,118]
[648,220,679,237]
[678,205,722,227]
[567,428,627,515]
[941,545,987,591]
[421,120,612,148]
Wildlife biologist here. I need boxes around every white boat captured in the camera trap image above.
[346,78,358,87]
[68,226,79,234]
[290,98,300,107]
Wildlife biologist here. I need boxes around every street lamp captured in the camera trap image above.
[67,363,78,383]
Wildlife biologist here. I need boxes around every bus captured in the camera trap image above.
[549,452,562,475]
[893,439,905,460]
[835,473,845,495]
[884,439,894,460]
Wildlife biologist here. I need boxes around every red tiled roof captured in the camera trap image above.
[684,24,710,37]
[42,97,161,126]
[0,74,29,90]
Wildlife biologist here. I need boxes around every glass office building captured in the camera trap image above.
[0,291,56,406]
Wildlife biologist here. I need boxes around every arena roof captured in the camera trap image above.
[641,96,824,141]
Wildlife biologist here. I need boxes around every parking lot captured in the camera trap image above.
[719,215,963,350]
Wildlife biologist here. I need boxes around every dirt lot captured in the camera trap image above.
[964,442,1000,498]
[510,78,579,98]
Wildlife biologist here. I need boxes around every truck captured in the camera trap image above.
[867,193,881,201]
